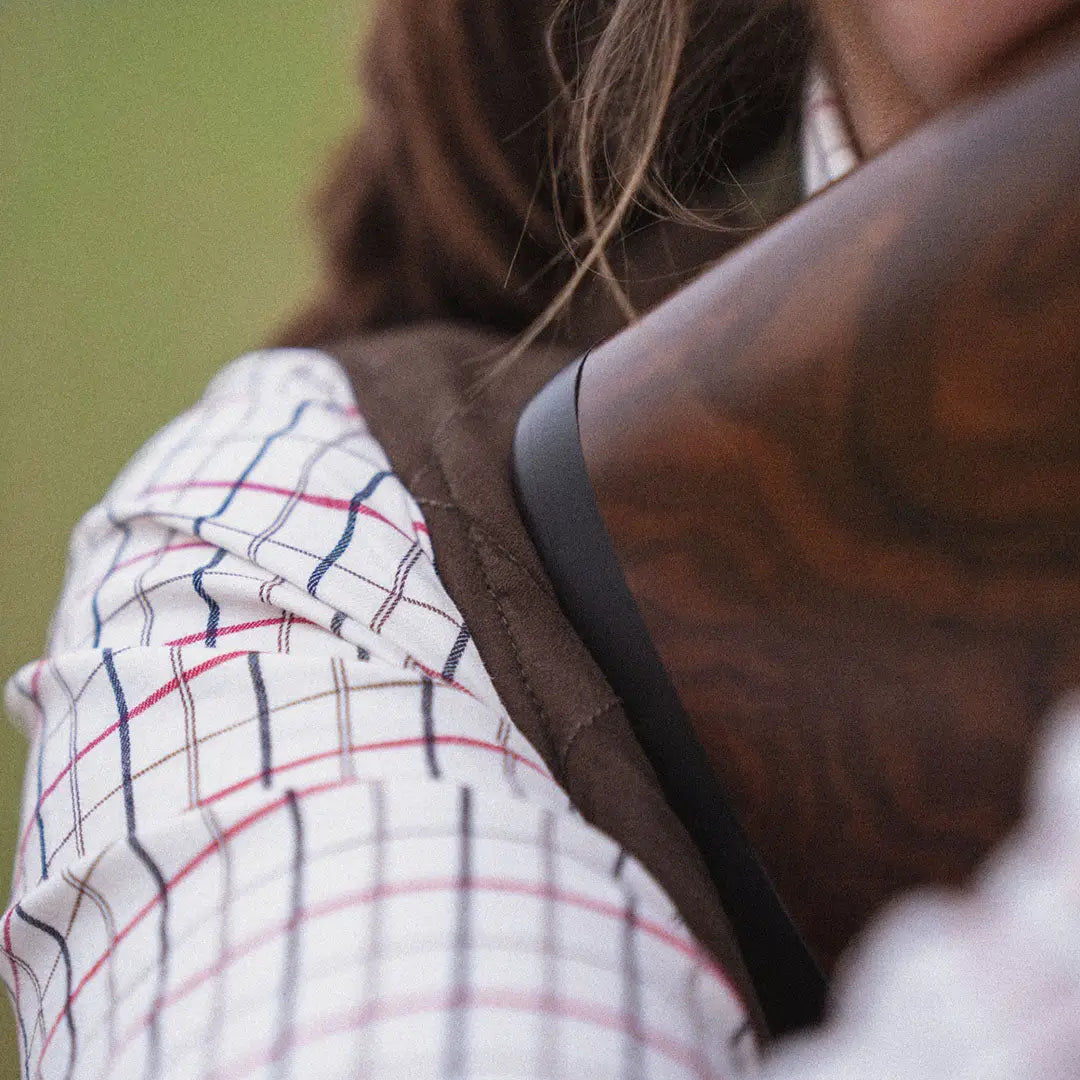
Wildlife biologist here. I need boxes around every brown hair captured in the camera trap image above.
[277,0,810,350]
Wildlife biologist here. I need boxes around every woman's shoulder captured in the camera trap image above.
[109,348,363,499]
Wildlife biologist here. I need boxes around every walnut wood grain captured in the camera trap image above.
[577,34,1080,970]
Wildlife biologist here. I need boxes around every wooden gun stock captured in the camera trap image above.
[516,26,1080,1026]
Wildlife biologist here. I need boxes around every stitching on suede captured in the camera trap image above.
[428,452,565,783]
[471,527,566,785]
[406,455,438,494]
[414,497,553,593]
[424,452,618,789]
[558,698,620,774]
[466,522,623,780]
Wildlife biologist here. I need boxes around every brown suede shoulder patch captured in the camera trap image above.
[330,322,758,1016]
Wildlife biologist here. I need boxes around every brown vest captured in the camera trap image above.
[329,135,803,1029]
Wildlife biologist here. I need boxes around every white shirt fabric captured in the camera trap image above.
[6,75,1080,1080]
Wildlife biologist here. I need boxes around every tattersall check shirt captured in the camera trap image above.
[6,71,1080,1080]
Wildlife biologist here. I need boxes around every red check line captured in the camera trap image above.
[44,777,734,1062]
[116,876,731,1066]
[23,647,485,870]
[29,661,45,708]
[17,651,248,868]
[162,616,316,649]
[200,733,551,808]
[146,481,429,541]
[38,780,344,1060]
[112,540,214,574]
[213,988,714,1080]
[406,656,472,697]
[162,619,474,698]
[163,620,472,696]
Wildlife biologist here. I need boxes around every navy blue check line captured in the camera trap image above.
[14,904,76,1080]
[422,677,440,780]
[102,649,136,837]
[10,678,52,883]
[307,471,393,597]
[192,400,314,538]
[192,548,228,648]
[83,567,271,652]
[91,518,132,648]
[117,511,464,631]
[441,626,471,683]
[103,647,171,1079]
[246,428,363,565]
[35,699,49,882]
[248,652,273,788]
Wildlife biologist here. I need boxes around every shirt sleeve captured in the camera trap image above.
[2,350,751,1080]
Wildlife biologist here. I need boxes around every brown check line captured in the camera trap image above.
[370,541,424,634]
[59,857,120,1061]
[171,646,202,811]
[49,660,88,862]
[23,635,482,875]
[39,676,551,874]
[256,573,285,611]
[98,809,682,1022]
[211,987,717,1080]
[31,812,723,1071]
[331,657,356,782]
[17,651,250,878]
[1,913,45,1064]
[26,850,112,1007]
[243,428,364,565]
[113,878,729,1072]
[36,675,445,870]
[113,924,723,1072]
[145,479,419,547]
[495,716,527,797]
[75,565,274,650]
[62,534,205,611]
[40,777,726,1060]
[13,853,118,1075]
[33,776,344,1065]
[132,530,180,650]
[277,610,295,654]
[23,604,479,871]
[18,641,242,902]
[94,511,464,635]
[114,538,212,578]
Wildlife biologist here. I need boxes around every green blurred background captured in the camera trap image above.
[0,2,366,1072]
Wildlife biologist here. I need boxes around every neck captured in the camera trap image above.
[814,0,1080,155]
